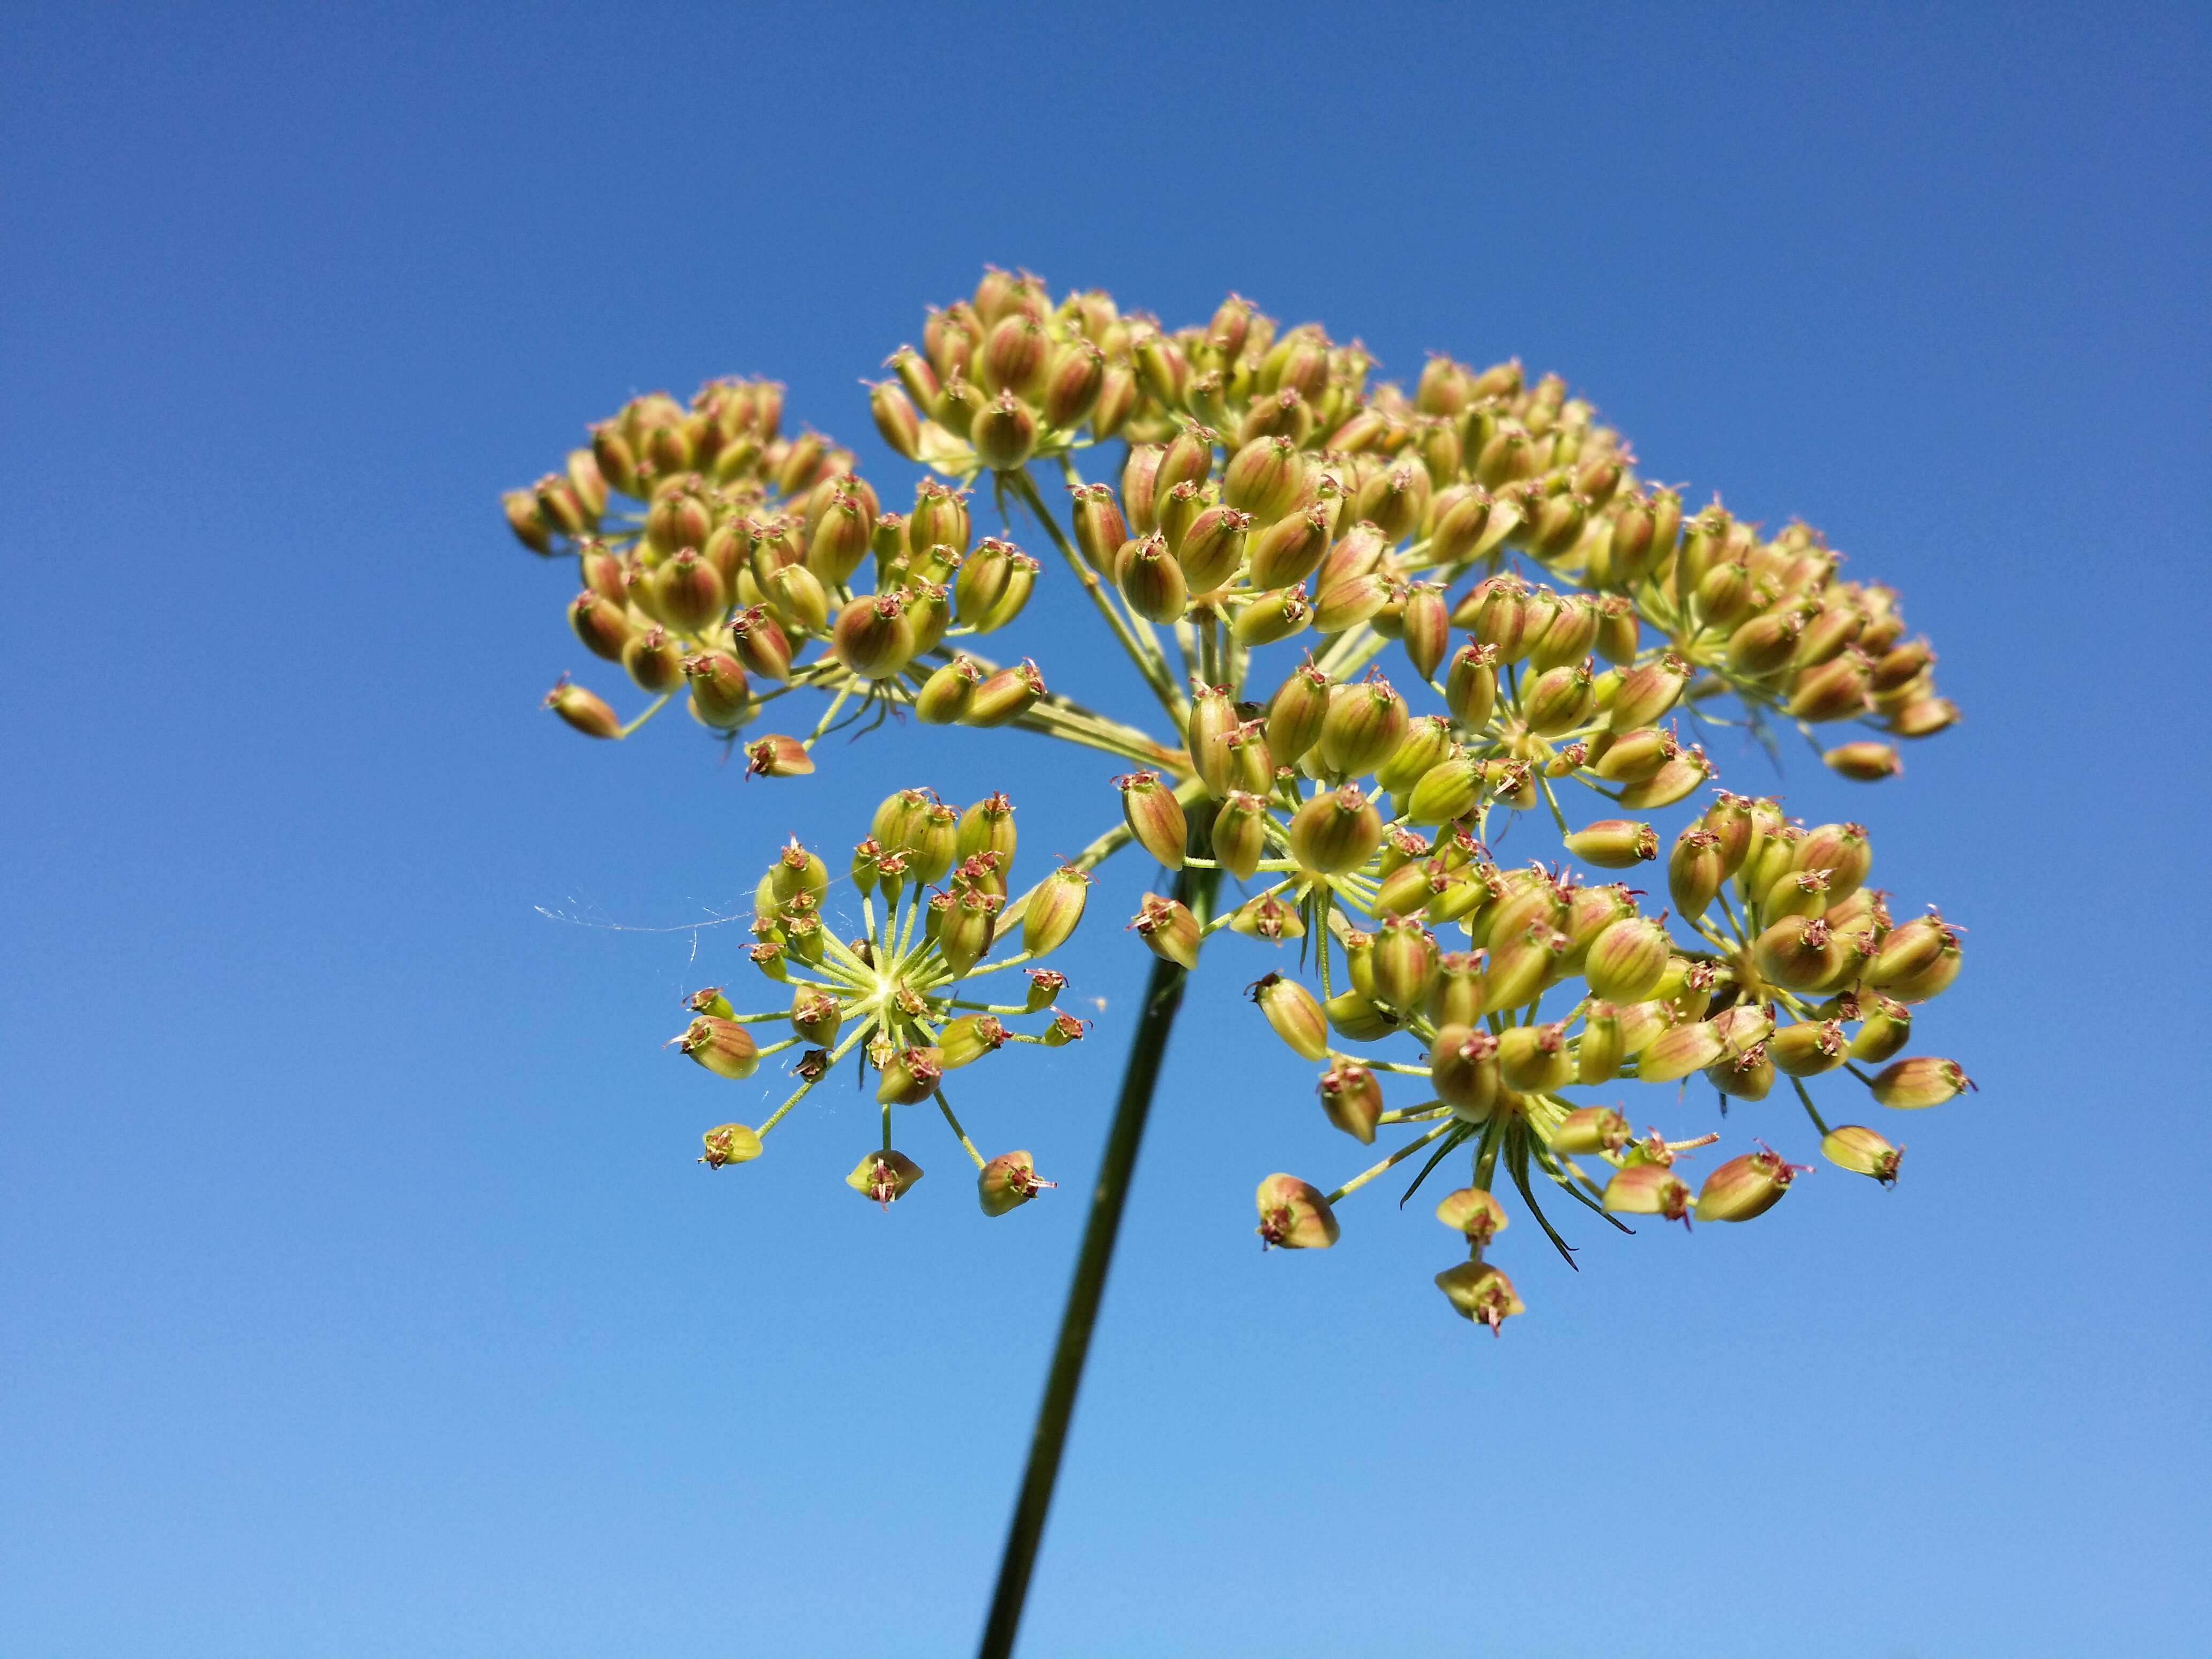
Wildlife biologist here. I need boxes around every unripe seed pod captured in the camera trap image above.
[1428,485,1494,565]
[1788,649,1873,722]
[1019,864,1089,957]
[1256,1174,1339,1249]
[828,592,915,681]
[876,1045,944,1106]
[1552,1103,1632,1154]
[1695,1147,1802,1222]
[1591,727,1675,784]
[1434,1259,1525,1335]
[1725,609,1805,676]
[970,391,1038,472]
[1223,435,1306,524]
[1224,722,1273,795]
[699,1122,762,1168]
[1324,988,1400,1042]
[1699,793,1756,876]
[1318,678,1410,776]
[1264,661,1331,763]
[809,492,876,587]
[1374,716,1457,797]
[645,489,712,557]
[1116,533,1189,624]
[1608,653,1691,731]
[1522,660,1596,735]
[1021,968,1069,1013]
[1565,819,1657,870]
[1615,999,1673,1055]
[1068,483,1129,574]
[914,655,981,724]
[1132,894,1200,970]
[675,1015,759,1080]
[1155,424,1216,499]
[1822,1125,1904,1184]
[1212,791,1270,881]
[1497,1022,1573,1093]
[1616,746,1713,810]
[1485,874,1568,946]
[1253,973,1328,1060]
[682,651,752,730]
[1637,1018,1727,1083]
[1603,1163,1693,1223]
[1584,917,1672,1002]
[1422,951,1482,1027]
[903,802,959,886]
[1849,993,1912,1061]
[1825,741,1903,781]
[622,624,688,694]
[964,660,1045,728]
[1866,911,1963,1001]
[1121,443,1165,534]
[1341,929,1378,1001]
[1317,1063,1385,1144]
[568,591,633,661]
[789,987,842,1047]
[1232,585,1312,647]
[954,539,1015,625]
[1443,642,1500,731]
[1887,695,1961,737]
[1705,1041,1775,1101]
[846,1148,923,1206]
[1430,1025,1501,1118]
[1172,504,1248,592]
[1154,480,1206,556]
[728,607,793,683]
[1188,686,1241,798]
[1435,1186,1508,1246]
[1575,1005,1626,1082]
[1288,784,1384,875]
[764,563,829,634]
[1527,595,1602,676]
[1752,916,1845,992]
[1116,771,1187,869]
[1790,822,1873,906]
[955,794,1017,871]
[1384,584,1450,684]
[971,1149,1055,1216]
[1870,1056,1972,1109]
[544,676,622,738]
[1769,1018,1849,1076]
[1313,571,1390,635]
[1561,883,1638,964]
[939,1014,1008,1071]
[1482,925,1569,1013]
[1042,338,1107,431]
[1371,915,1439,1008]
[1248,504,1333,589]
[1762,866,1834,923]
[869,379,923,459]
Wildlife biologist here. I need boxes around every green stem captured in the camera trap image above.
[977,862,1219,1659]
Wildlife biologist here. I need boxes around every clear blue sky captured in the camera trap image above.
[5,3,2207,1655]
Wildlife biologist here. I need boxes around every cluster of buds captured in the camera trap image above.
[510,269,1971,1335]
[672,790,1094,1215]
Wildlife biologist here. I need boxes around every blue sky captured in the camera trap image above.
[4,3,2207,1655]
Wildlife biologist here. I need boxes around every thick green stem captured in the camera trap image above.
[977,862,1219,1659]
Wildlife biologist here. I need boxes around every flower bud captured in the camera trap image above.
[846,1149,923,1206]
[1421,1191,1511,1261]
[1428,1025,1500,1118]
[544,676,623,739]
[1251,973,1328,1061]
[1316,1063,1385,1144]
[1434,1260,1525,1334]
[1132,893,1200,970]
[1255,1175,1340,1250]
[699,1122,763,1169]
[675,1016,759,1080]
[977,1150,1055,1216]
[1821,1125,1904,1184]
[1607,653,1691,731]
[1116,771,1187,868]
[1265,660,1331,763]
[1566,819,1658,870]
[1870,1056,1971,1109]
[1695,1147,1803,1222]
[1065,483,1128,574]
[964,660,1045,728]
[1551,1103,1632,1154]
[1603,1162,1693,1224]
[1022,865,1090,957]
[1288,784,1383,875]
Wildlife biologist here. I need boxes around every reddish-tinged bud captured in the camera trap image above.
[1374,718,1457,800]
[729,607,793,682]
[1428,484,1494,565]
[970,392,1037,472]
[1288,784,1384,875]
[1317,1063,1385,1144]
[1224,435,1307,523]
[1022,865,1090,956]
[1089,361,1139,439]
[744,734,813,778]
[1871,1056,1972,1109]
[1042,339,1107,430]
[504,488,554,553]
[699,1123,763,1168]
[1583,917,1671,1002]
[846,1149,923,1207]
[1695,1146,1804,1222]
[1239,974,1325,1063]
[1527,594,1602,676]
[1176,504,1250,592]
[1705,1041,1775,1101]
[1665,827,1725,920]
[909,655,977,724]
[908,480,972,561]
[1313,570,1389,636]
[568,591,632,662]
[1752,916,1845,992]
[964,660,1045,728]
[1608,653,1691,731]
[1426,1190,1508,1254]
[622,624,687,694]
[675,1016,759,1080]
[1256,1174,1340,1249]
[1822,1125,1904,1184]
[1318,677,1409,776]
[1068,483,1128,574]
[1792,821,1872,902]
[1430,1025,1501,1118]
[1116,771,1187,869]
[1435,1260,1525,1335]
[1441,643,1500,733]
[1552,1103,1632,1154]
[827,592,914,681]
[977,1149,1055,1216]
[1247,504,1332,589]
[1186,686,1239,798]
[1132,893,1200,970]
[1573,1003,1625,1082]
[953,539,1014,625]
[1388,585,1450,685]
[1566,819,1658,870]
[1603,1162,1693,1224]
[1787,649,1873,722]
[1825,741,1903,781]
[686,986,735,1020]
[1120,444,1166,534]
[544,676,623,739]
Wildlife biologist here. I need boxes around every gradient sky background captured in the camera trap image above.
[5,3,2208,1656]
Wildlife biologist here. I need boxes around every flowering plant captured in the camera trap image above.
[505,268,1967,1651]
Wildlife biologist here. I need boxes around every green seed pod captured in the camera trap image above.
[1223,435,1306,522]
[964,660,1045,728]
[1022,865,1090,957]
[1434,1260,1525,1335]
[1188,687,1241,798]
[1637,1018,1726,1083]
[1232,585,1312,647]
[1248,504,1333,588]
[1584,917,1671,1002]
[908,480,972,561]
[953,539,1015,625]
[1340,928,1378,1000]
[1116,532,1189,624]
[1603,1162,1692,1223]
[809,491,876,587]
[913,655,981,724]
[957,792,1018,868]
[1116,771,1187,869]
[790,988,842,1047]
[1324,989,1400,1043]
[1444,642,1500,729]
[1590,726,1675,784]
[869,379,923,459]
[1866,910,1962,1001]
[1371,915,1439,1009]
[876,1046,944,1107]
[1212,792,1270,881]
[1497,1022,1573,1093]
[1616,747,1713,810]
[1551,1104,1631,1154]
[1870,1055,1972,1109]
[1849,993,1913,1061]
[1762,1018,1845,1077]
[938,888,1000,978]
[1482,925,1568,1013]
[1522,660,1596,736]
[870,787,930,852]
[699,1122,763,1169]
[763,562,829,636]
[1695,1148,1801,1222]
[1043,338,1107,431]
[1454,574,1528,661]
[770,838,830,909]
[905,801,959,885]
[1406,755,1483,826]
[1887,694,1960,737]
[1753,916,1847,992]
[1155,480,1206,557]
[971,391,1038,472]
[1614,999,1673,1056]
[567,590,632,662]
[1313,570,1390,636]
[1227,891,1301,944]
[1374,715,1456,798]
[1317,1063,1385,1145]
[1793,821,1872,902]
[1561,883,1638,966]
[675,1016,759,1080]
[1264,659,1331,764]
[1430,1025,1501,1118]
[976,1149,1055,1216]
[828,592,915,681]
[939,1014,1008,1070]
[1608,653,1691,732]
[1824,741,1903,781]
[1068,483,1129,575]
[1821,1125,1904,1184]
[1594,594,1641,665]
[1526,595,1602,677]
[622,624,687,694]
[1023,968,1067,1012]
[1485,872,1569,949]
[1705,1041,1774,1101]
[742,734,814,779]
[1761,866,1834,923]
[1667,827,1726,920]
[1252,973,1328,1061]
[1426,953,1484,1028]
[1132,893,1200,970]
[1435,1186,1508,1245]
[1177,503,1251,592]
[1788,650,1873,722]
[1565,819,1658,870]
[682,651,753,730]
[729,607,793,683]
[1256,1174,1339,1249]
[685,986,735,1021]
[1288,784,1384,875]
[846,1148,923,1206]
[1575,1005,1625,1083]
